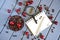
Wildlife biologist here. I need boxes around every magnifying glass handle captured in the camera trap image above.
[32,16,37,24]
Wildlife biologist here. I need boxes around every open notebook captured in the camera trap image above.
[25,11,52,36]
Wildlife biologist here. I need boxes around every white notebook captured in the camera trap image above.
[25,11,52,36]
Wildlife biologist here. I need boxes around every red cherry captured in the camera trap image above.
[22,11,27,17]
[17,23,22,29]
[39,34,44,39]
[18,2,22,6]
[29,0,33,1]
[7,9,11,13]
[52,21,58,25]
[25,32,29,36]
[26,1,30,6]
[25,0,33,6]
[29,0,33,4]
[9,21,14,26]
[48,15,53,20]
[38,6,42,12]
[15,8,21,13]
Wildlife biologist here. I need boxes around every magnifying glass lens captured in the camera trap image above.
[25,6,35,15]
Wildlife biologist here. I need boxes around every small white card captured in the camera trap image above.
[25,11,52,36]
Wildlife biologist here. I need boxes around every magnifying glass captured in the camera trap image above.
[25,6,37,24]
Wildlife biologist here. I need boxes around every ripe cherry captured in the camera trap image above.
[9,21,15,26]
[18,2,22,6]
[38,5,42,12]
[22,11,27,17]
[15,8,21,13]
[17,22,22,29]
